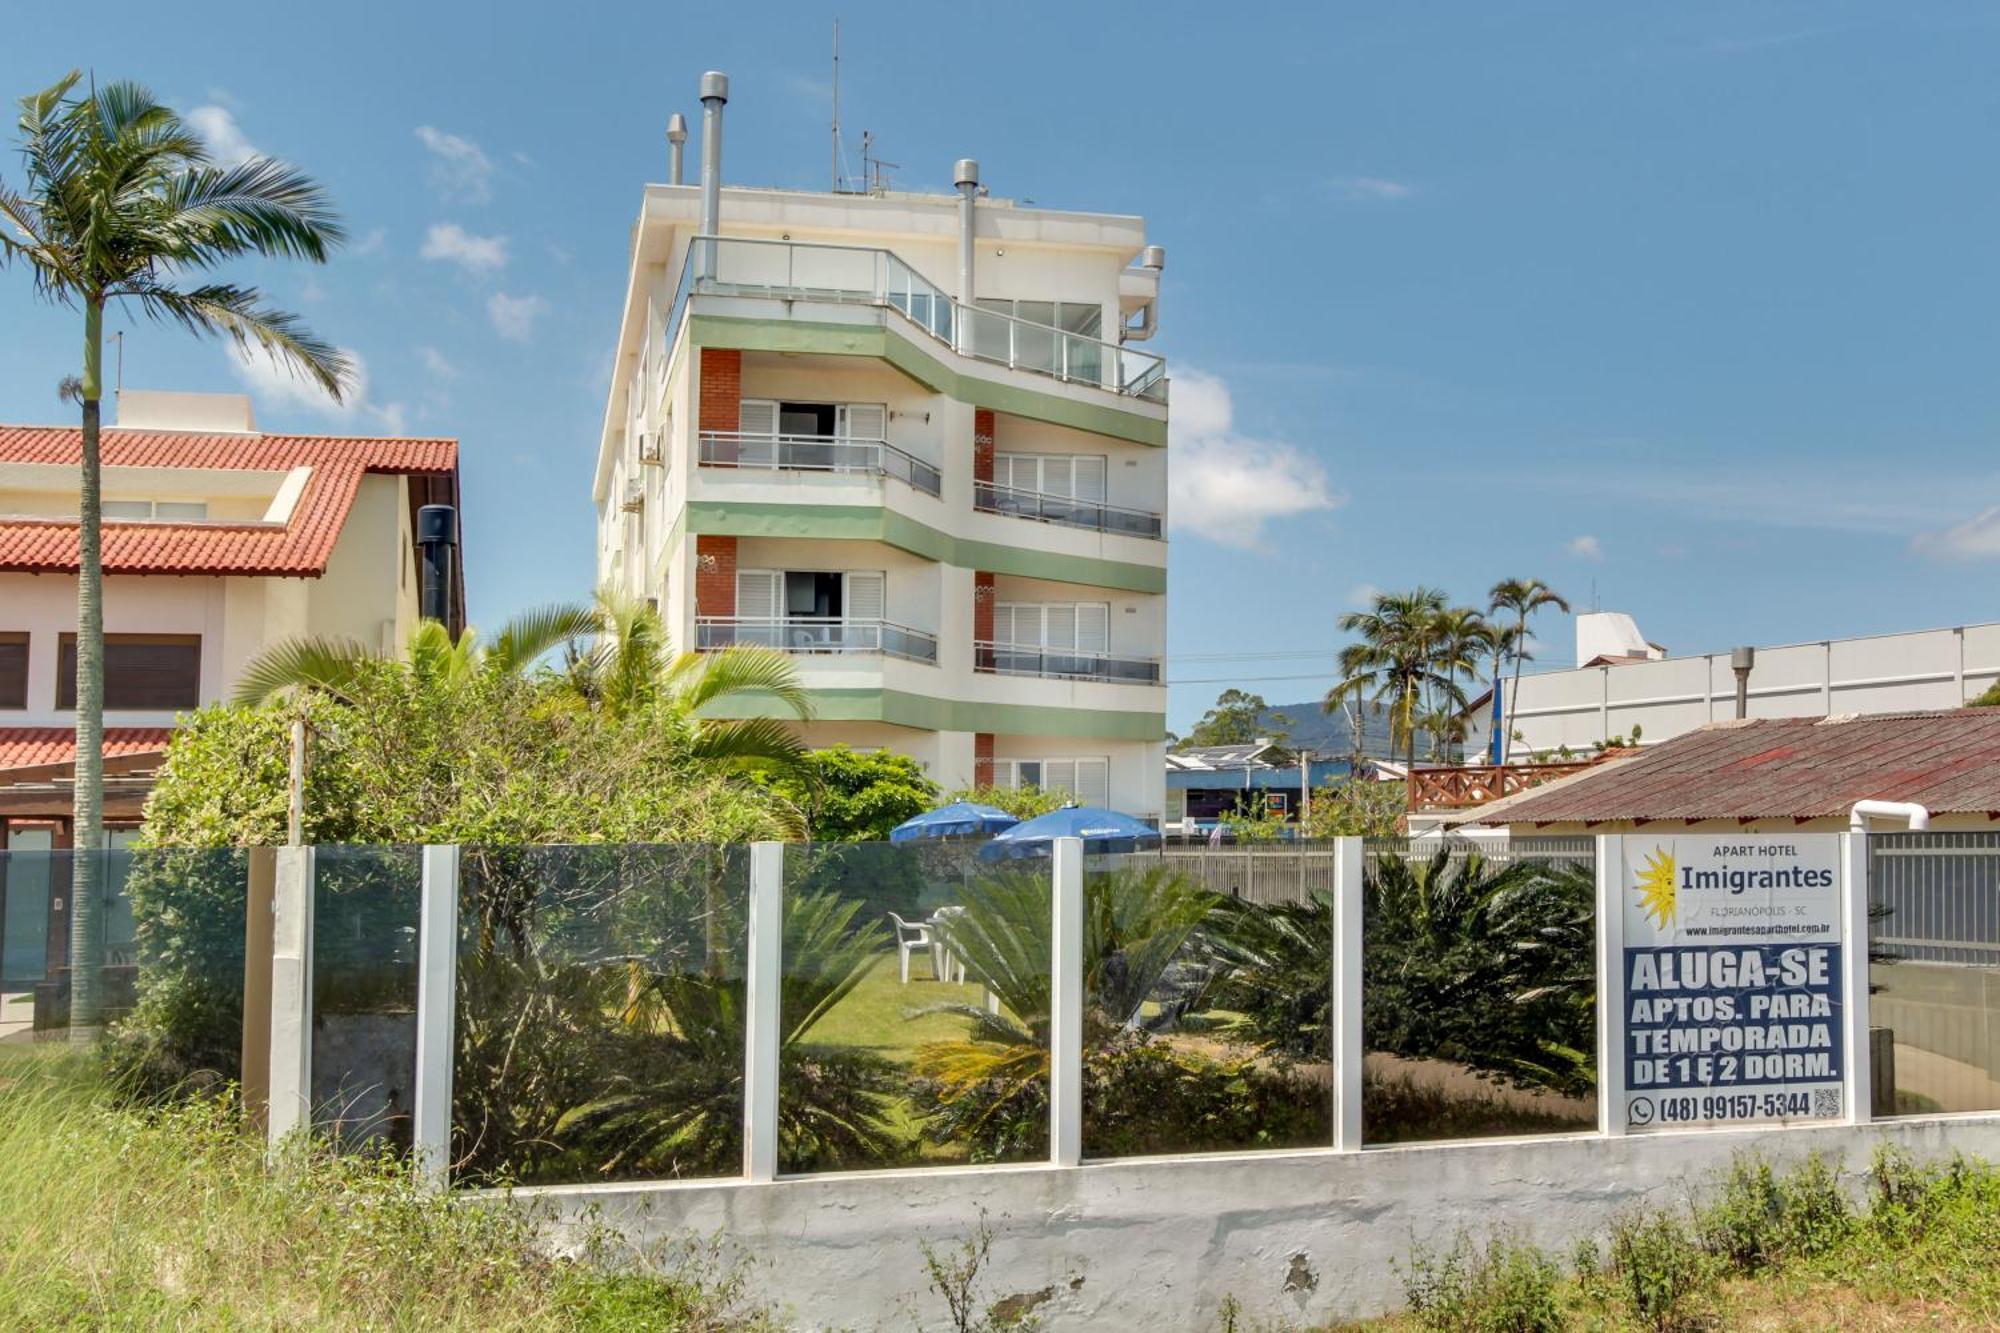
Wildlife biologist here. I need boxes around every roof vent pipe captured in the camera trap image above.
[415,504,457,627]
[666,113,688,185]
[1730,644,1756,719]
[698,72,728,277]
[1124,245,1167,343]
[955,158,979,326]
[1850,800,1930,834]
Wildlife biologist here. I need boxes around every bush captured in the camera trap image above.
[1399,1230,1565,1333]
[1608,1210,1715,1332]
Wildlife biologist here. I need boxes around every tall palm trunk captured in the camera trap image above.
[69,295,105,1040]
[1501,612,1528,766]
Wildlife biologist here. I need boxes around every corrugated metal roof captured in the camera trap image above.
[0,425,457,576]
[1494,710,2000,824]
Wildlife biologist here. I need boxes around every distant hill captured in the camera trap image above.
[1254,699,1400,759]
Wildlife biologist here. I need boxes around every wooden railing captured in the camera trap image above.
[1407,754,1624,812]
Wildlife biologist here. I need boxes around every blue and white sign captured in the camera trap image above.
[1619,835,1845,1131]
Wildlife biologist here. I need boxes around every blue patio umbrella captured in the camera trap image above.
[978,806,1163,859]
[888,800,1021,844]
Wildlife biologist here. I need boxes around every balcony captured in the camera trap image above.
[973,480,1164,540]
[974,641,1161,685]
[696,616,938,664]
[697,432,941,497]
[666,236,1167,403]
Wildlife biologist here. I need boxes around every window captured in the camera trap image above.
[56,633,200,711]
[101,499,208,520]
[971,300,1104,377]
[735,570,886,622]
[0,632,24,709]
[994,453,1107,501]
[992,603,1109,652]
[992,756,1110,808]
[736,400,889,466]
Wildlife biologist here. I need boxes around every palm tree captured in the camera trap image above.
[1429,606,1489,762]
[1,73,348,1037]
[1480,622,1524,764]
[1486,578,1571,765]
[1324,588,1453,774]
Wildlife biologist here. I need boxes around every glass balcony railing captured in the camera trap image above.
[665,236,1168,403]
[696,616,939,664]
[972,480,1164,539]
[974,641,1162,685]
[697,432,942,497]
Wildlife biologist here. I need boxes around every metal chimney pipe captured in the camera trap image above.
[1730,645,1756,719]
[666,113,688,185]
[415,504,457,626]
[954,158,979,304]
[698,72,728,277]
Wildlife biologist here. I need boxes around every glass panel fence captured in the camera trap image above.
[1360,840,1597,1145]
[120,848,254,1088]
[779,841,1045,1171]
[1082,849,1331,1159]
[1869,832,2000,1116]
[453,844,748,1187]
[311,845,422,1151]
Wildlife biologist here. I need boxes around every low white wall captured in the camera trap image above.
[510,1114,2000,1329]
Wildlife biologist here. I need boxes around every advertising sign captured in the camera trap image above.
[1619,835,1844,1132]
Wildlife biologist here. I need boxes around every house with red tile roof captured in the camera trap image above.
[0,389,461,848]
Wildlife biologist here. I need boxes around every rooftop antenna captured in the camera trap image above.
[113,330,123,396]
[830,18,841,191]
[860,131,898,195]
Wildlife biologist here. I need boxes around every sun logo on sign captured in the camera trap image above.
[1636,847,1677,929]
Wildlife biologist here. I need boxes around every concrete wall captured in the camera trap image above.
[515,1114,2000,1329]
[1469,622,2000,757]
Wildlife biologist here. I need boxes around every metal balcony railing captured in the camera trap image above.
[972,480,1164,539]
[974,641,1162,685]
[696,616,938,664]
[697,432,941,497]
[664,236,1168,403]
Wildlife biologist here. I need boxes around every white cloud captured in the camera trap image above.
[229,343,407,436]
[187,104,259,168]
[420,222,508,272]
[1166,368,1343,549]
[417,345,459,380]
[1345,582,1383,609]
[487,291,549,342]
[415,126,495,204]
[1914,507,2000,561]
[1566,534,1604,561]
[353,227,387,256]
[1327,175,1413,202]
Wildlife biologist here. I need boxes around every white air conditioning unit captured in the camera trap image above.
[620,479,644,513]
[637,431,664,465]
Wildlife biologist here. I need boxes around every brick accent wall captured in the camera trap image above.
[974,732,995,788]
[973,408,995,484]
[973,571,996,645]
[699,348,742,461]
[694,534,738,618]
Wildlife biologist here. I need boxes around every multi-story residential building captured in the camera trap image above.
[593,76,1169,816]
[0,388,462,851]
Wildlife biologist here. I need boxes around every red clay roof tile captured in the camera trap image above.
[0,727,174,773]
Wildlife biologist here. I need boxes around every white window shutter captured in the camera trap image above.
[1043,760,1078,799]
[846,571,886,622]
[838,402,887,441]
[1042,456,1074,499]
[1076,759,1110,808]
[738,399,779,436]
[993,453,1021,490]
[1077,604,1110,653]
[735,569,779,619]
[992,604,1016,646]
[1046,605,1078,650]
[1074,456,1108,503]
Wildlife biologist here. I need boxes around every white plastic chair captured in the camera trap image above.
[886,912,935,984]
[929,907,968,984]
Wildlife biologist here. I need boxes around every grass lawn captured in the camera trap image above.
[805,949,995,1061]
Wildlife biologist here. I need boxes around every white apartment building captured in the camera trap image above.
[1465,611,2000,758]
[592,75,1169,816]
[0,389,461,843]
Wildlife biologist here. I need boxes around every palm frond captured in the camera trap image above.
[484,602,599,678]
[120,282,349,398]
[231,635,377,705]
[156,157,347,262]
[665,645,813,720]
[688,717,805,768]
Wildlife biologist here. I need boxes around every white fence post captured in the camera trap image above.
[267,844,316,1155]
[1331,836,1364,1152]
[1842,831,1874,1124]
[412,845,460,1188]
[743,841,784,1182]
[1596,835,1627,1137]
[1050,836,1085,1167]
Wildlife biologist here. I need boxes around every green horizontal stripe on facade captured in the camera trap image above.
[708,688,1165,741]
[686,501,1167,594]
[689,314,1168,448]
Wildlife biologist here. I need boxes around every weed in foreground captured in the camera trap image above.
[1397,1230,1564,1333]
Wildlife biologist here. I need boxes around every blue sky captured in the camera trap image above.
[4,1,1998,732]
